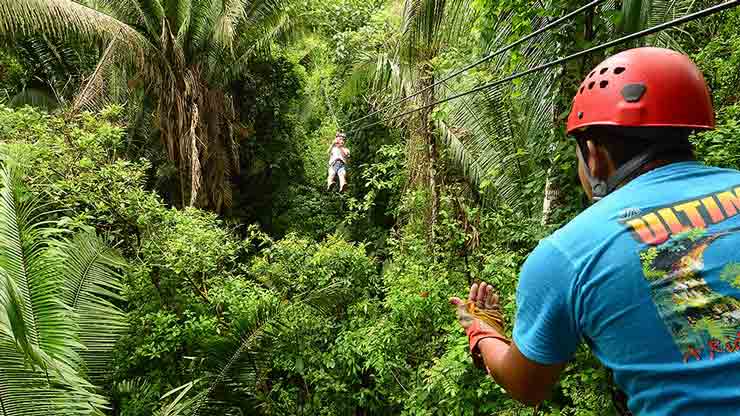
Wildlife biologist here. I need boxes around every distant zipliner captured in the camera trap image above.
[327,132,350,193]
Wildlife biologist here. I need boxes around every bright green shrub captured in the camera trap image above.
[0,105,158,246]
[273,184,343,239]
[245,234,387,415]
[251,233,378,303]
[138,207,243,300]
[0,105,263,413]
[692,10,740,109]
[691,9,740,171]
[0,49,25,97]
[693,106,740,170]
[403,333,510,416]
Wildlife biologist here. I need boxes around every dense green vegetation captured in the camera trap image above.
[1,0,739,414]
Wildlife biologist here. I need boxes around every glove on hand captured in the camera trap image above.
[465,300,506,333]
[451,282,510,369]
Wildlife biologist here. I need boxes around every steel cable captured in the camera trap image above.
[341,0,609,129]
[350,0,740,133]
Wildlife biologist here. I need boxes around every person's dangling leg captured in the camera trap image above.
[327,165,337,191]
[338,164,347,193]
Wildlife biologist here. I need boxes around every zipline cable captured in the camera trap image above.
[341,0,609,129]
[323,78,340,127]
[351,0,740,133]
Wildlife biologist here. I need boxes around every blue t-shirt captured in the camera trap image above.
[514,162,740,415]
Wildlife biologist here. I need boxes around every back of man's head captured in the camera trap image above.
[574,126,695,169]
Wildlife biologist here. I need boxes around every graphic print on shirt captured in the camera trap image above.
[623,184,740,362]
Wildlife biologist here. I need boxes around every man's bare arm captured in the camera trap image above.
[453,282,566,407]
[478,338,565,406]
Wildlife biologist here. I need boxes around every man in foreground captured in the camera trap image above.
[452,47,740,414]
[327,132,350,192]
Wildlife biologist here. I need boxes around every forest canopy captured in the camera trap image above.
[1,0,740,415]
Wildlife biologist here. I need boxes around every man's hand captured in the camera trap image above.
[450,282,509,370]
[451,282,565,407]
[450,281,505,333]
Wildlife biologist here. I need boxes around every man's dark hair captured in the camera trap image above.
[574,126,695,168]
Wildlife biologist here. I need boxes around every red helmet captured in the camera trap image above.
[567,47,715,135]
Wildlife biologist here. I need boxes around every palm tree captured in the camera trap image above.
[414,0,699,222]
[0,34,101,110]
[351,0,477,241]
[0,0,295,212]
[0,165,128,415]
[436,10,561,218]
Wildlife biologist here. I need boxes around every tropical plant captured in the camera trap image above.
[429,0,699,221]
[620,0,701,48]
[349,0,478,240]
[0,165,128,414]
[0,0,297,211]
[0,34,100,110]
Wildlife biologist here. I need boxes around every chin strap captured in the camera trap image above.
[578,141,690,202]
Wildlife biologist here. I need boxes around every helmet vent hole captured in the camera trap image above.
[588,81,595,89]
[614,67,626,75]
[600,80,608,88]
[579,86,585,94]
[599,67,608,74]
[589,71,595,78]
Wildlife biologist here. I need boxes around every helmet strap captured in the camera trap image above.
[578,141,689,202]
[576,143,608,201]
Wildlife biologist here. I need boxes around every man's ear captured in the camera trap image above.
[586,140,613,180]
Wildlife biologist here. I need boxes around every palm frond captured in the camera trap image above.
[646,0,698,49]
[400,0,476,60]
[0,338,108,416]
[226,0,299,79]
[156,379,207,416]
[0,166,81,371]
[0,0,156,69]
[174,0,193,48]
[435,13,559,211]
[71,38,123,113]
[0,166,112,414]
[621,0,650,34]
[189,282,352,415]
[344,46,416,123]
[189,0,222,56]
[231,11,295,73]
[56,231,128,383]
[621,0,698,49]
[112,377,157,396]
[96,0,161,38]
[190,294,281,416]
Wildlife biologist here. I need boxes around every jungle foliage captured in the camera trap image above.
[0,0,739,415]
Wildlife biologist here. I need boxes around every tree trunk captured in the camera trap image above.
[541,163,561,225]
[419,63,438,243]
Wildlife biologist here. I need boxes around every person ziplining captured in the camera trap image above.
[327,132,350,192]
